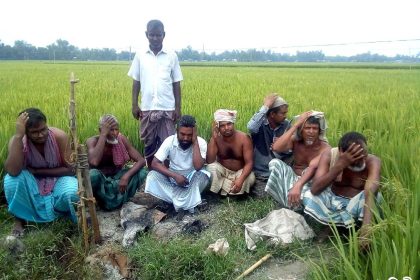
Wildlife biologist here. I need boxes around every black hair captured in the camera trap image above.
[338,132,367,152]
[177,115,196,128]
[19,108,47,129]
[147,20,164,31]
[266,104,288,117]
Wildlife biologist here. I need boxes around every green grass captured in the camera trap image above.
[0,61,419,279]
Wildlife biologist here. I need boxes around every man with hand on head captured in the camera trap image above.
[4,108,79,237]
[304,132,381,250]
[265,111,330,209]
[128,19,183,168]
[144,115,210,218]
[86,114,147,210]
[207,109,255,196]
[247,93,291,196]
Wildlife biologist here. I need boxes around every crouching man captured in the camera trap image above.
[145,115,210,217]
[304,132,381,249]
[86,114,147,210]
[4,108,79,236]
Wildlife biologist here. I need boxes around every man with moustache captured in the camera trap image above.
[128,19,183,168]
[144,115,209,217]
[247,93,291,196]
[304,132,381,249]
[207,109,255,196]
[4,108,79,237]
[265,111,330,209]
[86,114,147,210]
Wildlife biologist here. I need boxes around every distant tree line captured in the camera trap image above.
[1,39,419,63]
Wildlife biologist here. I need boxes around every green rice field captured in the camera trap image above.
[0,61,419,279]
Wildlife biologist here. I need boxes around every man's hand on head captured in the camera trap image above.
[339,143,365,167]
[16,111,29,138]
[100,117,116,136]
[263,94,277,108]
[211,121,219,139]
[192,126,198,144]
[295,111,312,127]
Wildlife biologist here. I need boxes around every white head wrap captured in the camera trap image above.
[214,109,237,123]
[294,111,328,142]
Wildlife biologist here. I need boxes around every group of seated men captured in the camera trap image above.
[3,100,381,245]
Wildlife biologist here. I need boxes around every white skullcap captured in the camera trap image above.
[214,109,237,123]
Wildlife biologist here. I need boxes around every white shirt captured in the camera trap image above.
[154,135,207,172]
[127,48,183,111]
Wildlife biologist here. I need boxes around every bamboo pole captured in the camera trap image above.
[69,72,89,250]
[78,144,101,244]
[69,73,101,250]
[235,253,272,280]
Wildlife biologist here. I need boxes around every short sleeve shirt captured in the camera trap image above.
[127,48,183,111]
[154,135,207,172]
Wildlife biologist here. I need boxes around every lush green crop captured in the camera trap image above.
[0,61,419,279]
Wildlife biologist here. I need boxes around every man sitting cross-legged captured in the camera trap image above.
[144,115,210,218]
[207,109,255,196]
[265,111,330,209]
[303,132,381,249]
[4,108,79,237]
[86,114,147,210]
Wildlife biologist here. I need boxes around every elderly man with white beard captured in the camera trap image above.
[87,114,147,210]
[265,111,330,210]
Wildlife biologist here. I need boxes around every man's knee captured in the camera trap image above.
[89,169,103,187]
[59,177,79,202]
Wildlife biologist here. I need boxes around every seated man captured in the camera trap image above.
[266,111,330,209]
[86,114,147,211]
[247,93,291,195]
[303,131,381,247]
[207,109,255,196]
[4,108,79,236]
[145,115,209,216]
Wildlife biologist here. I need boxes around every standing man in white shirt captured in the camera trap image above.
[128,19,183,168]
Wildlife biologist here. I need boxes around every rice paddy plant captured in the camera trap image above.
[0,61,419,279]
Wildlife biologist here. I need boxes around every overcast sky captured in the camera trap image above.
[1,0,419,56]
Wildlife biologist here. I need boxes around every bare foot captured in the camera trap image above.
[11,218,26,238]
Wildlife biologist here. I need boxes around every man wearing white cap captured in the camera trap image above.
[207,109,255,196]
[265,111,330,209]
[247,93,291,197]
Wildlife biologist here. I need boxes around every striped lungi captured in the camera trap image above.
[303,188,382,228]
[265,159,310,208]
[4,170,79,223]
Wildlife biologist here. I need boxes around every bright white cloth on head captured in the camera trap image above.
[214,109,237,123]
